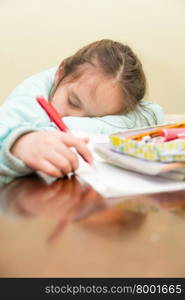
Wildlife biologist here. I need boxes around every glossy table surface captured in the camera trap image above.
[0,174,185,278]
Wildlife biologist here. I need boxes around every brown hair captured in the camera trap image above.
[50,39,146,113]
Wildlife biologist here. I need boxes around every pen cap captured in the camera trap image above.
[160,128,185,141]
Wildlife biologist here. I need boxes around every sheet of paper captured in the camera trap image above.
[76,133,185,198]
[77,159,185,198]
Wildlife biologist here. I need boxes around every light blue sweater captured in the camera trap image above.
[0,66,164,184]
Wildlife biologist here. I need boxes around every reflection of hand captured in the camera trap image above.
[72,183,108,221]
[1,174,107,219]
[2,175,78,217]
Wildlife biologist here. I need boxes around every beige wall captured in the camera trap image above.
[0,0,185,113]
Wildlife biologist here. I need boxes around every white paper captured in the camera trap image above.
[76,133,185,198]
[77,159,185,197]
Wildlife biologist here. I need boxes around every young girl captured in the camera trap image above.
[0,39,164,184]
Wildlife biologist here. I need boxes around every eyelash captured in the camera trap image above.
[68,98,80,109]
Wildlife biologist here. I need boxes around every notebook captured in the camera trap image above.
[94,143,185,180]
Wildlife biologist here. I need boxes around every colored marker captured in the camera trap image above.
[36,96,94,166]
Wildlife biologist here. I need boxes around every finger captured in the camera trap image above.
[72,141,93,164]
[37,160,63,178]
[60,134,93,163]
[55,143,79,171]
[46,151,75,174]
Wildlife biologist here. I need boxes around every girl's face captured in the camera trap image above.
[51,65,124,118]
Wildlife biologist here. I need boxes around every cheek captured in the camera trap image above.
[52,87,69,116]
[94,81,124,115]
[97,94,123,116]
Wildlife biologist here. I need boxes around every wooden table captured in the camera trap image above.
[0,174,185,278]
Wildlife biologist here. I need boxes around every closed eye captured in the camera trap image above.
[68,97,81,109]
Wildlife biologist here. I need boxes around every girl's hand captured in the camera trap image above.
[11,131,93,177]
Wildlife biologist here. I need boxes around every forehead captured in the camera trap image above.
[74,65,124,113]
[75,64,108,89]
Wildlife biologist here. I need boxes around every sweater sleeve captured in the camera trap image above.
[0,67,58,185]
[63,101,165,134]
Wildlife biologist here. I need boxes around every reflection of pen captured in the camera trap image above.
[36,96,93,167]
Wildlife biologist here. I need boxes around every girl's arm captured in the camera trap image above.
[0,67,92,185]
[0,68,58,185]
[0,107,57,185]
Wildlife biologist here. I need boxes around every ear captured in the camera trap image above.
[54,62,65,84]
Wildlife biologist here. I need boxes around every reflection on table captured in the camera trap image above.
[0,174,185,277]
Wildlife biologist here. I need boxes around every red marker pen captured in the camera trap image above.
[36,96,93,166]
[36,96,68,132]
